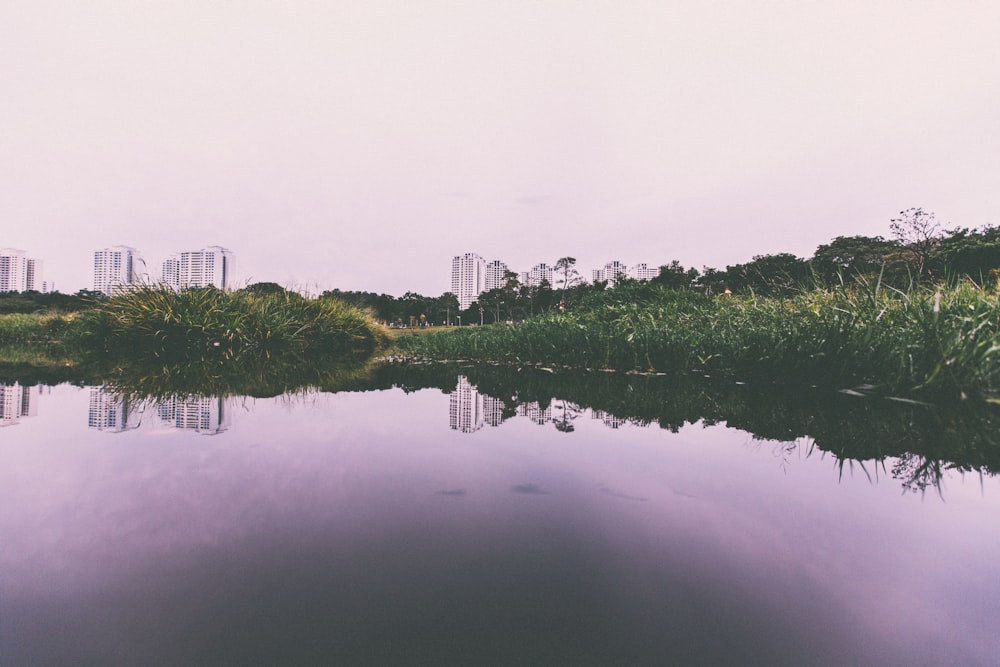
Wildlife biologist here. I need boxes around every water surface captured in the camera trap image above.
[2,369,999,665]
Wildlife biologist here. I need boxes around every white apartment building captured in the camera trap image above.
[451,252,485,310]
[523,263,554,288]
[630,263,659,281]
[592,260,629,286]
[0,249,42,292]
[484,260,510,292]
[162,246,234,290]
[93,246,145,295]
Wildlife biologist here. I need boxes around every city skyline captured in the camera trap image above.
[1,2,997,297]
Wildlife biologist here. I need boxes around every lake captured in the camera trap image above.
[2,364,999,665]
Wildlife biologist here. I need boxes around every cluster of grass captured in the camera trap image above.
[73,286,388,360]
[0,313,73,345]
[394,281,1000,398]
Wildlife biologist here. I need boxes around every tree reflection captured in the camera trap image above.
[2,356,997,493]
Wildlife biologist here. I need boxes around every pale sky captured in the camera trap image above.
[2,1,998,295]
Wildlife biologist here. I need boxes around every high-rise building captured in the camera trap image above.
[484,260,510,293]
[524,263,553,288]
[451,252,485,310]
[162,246,233,290]
[0,249,41,292]
[630,263,659,282]
[592,260,628,286]
[93,246,145,295]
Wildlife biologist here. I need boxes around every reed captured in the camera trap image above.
[394,282,1000,398]
[73,286,388,360]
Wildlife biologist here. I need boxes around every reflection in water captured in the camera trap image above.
[155,396,230,435]
[88,386,141,432]
[87,385,231,436]
[3,366,1000,665]
[0,383,38,427]
[3,358,999,494]
[449,375,552,432]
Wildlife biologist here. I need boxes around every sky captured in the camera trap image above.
[2,1,999,296]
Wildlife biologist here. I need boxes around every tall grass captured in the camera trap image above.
[0,313,73,344]
[395,282,1000,398]
[73,286,388,360]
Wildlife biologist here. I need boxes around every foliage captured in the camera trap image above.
[394,281,1000,399]
[0,290,104,315]
[73,286,387,361]
[0,313,74,344]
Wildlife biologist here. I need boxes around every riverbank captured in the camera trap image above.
[393,282,1000,399]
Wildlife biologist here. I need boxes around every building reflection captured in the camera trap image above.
[0,383,38,427]
[449,376,484,433]
[88,386,142,432]
[155,396,230,435]
[87,386,231,436]
[448,375,565,433]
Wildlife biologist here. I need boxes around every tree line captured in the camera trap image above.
[328,209,1000,325]
[5,209,997,323]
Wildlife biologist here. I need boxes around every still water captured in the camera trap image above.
[2,366,999,665]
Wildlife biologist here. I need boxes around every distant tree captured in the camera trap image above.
[240,282,289,297]
[653,260,699,290]
[811,235,898,283]
[554,257,581,309]
[710,254,810,297]
[436,292,459,326]
[890,207,943,278]
[696,267,729,295]
[936,225,1000,283]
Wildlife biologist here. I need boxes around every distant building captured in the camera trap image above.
[484,260,510,292]
[524,263,553,288]
[592,260,628,286]
[93,246,145,295]
[162,246,233,290]
[451,252,485,310]
[630,263,658,282]
[0,248,41,292]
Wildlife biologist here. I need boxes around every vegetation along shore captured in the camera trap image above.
[4,208,1000,398]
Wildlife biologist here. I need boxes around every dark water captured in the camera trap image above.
[2,366,999,665]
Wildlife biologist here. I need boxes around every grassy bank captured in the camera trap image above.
[394,282,1000,398]
[0,313,74,345]
[71,286,388,360]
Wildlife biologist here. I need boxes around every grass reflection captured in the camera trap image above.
[1,350,996,494]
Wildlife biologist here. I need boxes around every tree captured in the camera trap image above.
[653,260,698,290]
[240,282,289,297]
[890,208,943,278]
[554,257,581,309]
[811,235,897,283]
[436,292,459,326]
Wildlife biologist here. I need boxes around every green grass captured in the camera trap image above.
[72,286,388,360]
[394,281,1000,399]
[0,313,74,344]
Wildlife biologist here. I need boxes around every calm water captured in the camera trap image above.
[2,368,999,666]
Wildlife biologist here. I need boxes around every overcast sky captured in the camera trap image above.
[2,1,998,295]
